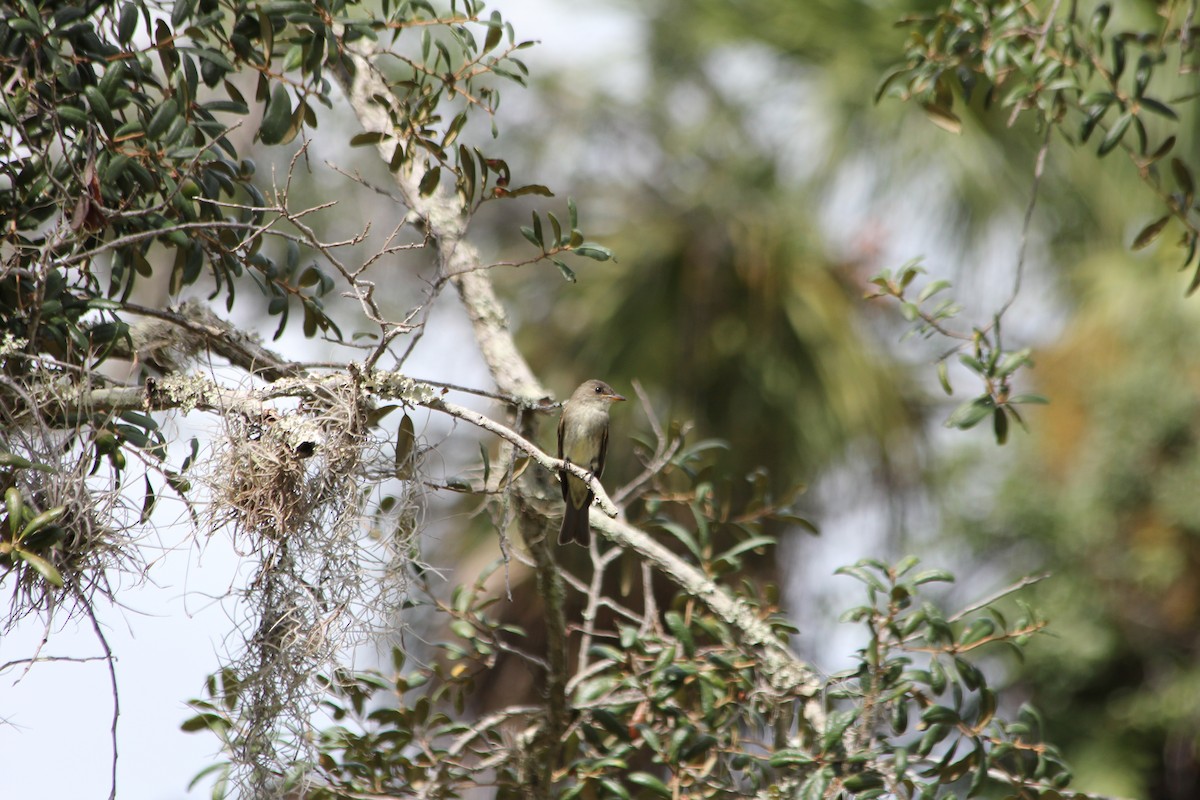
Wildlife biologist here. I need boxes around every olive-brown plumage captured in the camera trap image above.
[558,379,625,546]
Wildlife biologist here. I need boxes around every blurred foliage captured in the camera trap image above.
[947,262,1200,799]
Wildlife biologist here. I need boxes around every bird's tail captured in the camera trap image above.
[558,502,590,546]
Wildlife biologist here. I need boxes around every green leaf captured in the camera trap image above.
[945,396,995,430]
[20,506,65,539]
[1006,393,1049,405]
[599,779,631,800]
[418,166,441,196]
[1138,97,1178,120]
[507,184,554,197]
[653,520,702,561]
[395,413,415,478]
[482,10,503,53]
[349,131,388,147]
[769,748,815,767]
[959,618,996,646]
[916,723,950,756]
[996,348,1032,377]
[958,354,985,374]
[1132,215,1170,251]
[917,279,951,303]
[664,611,695,656]
[1172,158,1195,201]
[821,709,857,752]
[937,360,952,395]
[519,226,541,248]
[531,211,543,249]
[14,549,64,587]
[83,86,114,132]
[572,242,612,261]
[259,84,292,145]
[118,2,139,43]
[552,258,576,283]
[912,568,954,586]
[798,766,833,800]
[1097,111,1131,156]
[626,772,670,798]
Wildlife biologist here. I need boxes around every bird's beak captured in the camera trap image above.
[609,392,626,403]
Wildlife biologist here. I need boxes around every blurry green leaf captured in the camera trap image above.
[917,279,951,303]
[1138,97,1177,120]
[259,84,292,145]
[937,360,953,395]
[1097,111,1131,157]
[552,258,576,283]
[507,184,553,197]
[482,10,504,53]
[798,766,833,800]
[572,242,612,261]
[821,709,856,752]
[14,550,63,587]
[1006,393,1049,405]
[920,705,960,726]
[118,2,139,43]
[664,611,695,656]
[945,396,994,430]
[1133,212,1170,249]
[652,520,702,561]
[714,535,775,565]
[769,748,815,767]
[922,103,962,134]
[959,618,995,646]
[912,568,954,586]
[599,779,631,800]
[419,166,441,196]
[1172,158,1195,201]
[993,407,1009,444]
[349,131,387,147]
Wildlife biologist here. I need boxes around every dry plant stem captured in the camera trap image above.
[121,301,305,381]
[576,542,622,677]
[81,593,119,800]
[0,654,110,672]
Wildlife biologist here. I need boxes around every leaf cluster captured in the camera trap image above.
[881,1,1200,284]
[187,555,1072,799]
[867,260,1046,443]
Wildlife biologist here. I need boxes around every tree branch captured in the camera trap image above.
[591,513,821,700]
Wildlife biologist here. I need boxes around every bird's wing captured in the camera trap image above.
[557,410,571,502]
[595,422,608,479]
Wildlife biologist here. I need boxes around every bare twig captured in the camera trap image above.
[81,594,119,800]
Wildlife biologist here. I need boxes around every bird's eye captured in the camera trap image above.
[594,385,602,393]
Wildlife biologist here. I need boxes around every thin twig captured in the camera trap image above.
[946,572,1050,624]
[81,594,119,800]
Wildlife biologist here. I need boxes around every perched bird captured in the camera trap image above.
[558,379,625,546]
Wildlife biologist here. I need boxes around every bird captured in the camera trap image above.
[558,379,625,546]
